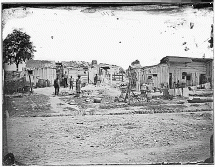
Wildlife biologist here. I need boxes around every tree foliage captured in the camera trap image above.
[131,59,140,66]
[3,29,36,71]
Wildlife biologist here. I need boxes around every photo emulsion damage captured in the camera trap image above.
[2,2,214,165]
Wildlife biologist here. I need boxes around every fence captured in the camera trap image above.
[106,74,124,81]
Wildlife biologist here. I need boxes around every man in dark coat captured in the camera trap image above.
[64,71,68,88]
[76,75,81,97]
[54,77,60,95]
[94,74,98,85]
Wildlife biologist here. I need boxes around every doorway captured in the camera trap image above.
[186,74,192,86]
[199,74,207,85]
[169,73,172,88]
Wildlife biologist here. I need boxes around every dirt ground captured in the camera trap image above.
[5,87,213,165]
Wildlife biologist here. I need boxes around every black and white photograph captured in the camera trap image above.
[2,1,214,165]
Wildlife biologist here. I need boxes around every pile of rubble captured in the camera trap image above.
[81,83,121,103]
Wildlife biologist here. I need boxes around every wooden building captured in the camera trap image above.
[160,56,213,88]
[142,63,169,89]
[131,56,213,91]
[25,60,56,86]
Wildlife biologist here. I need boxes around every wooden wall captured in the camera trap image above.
[142,64,169,88]
[26,68,56,85]
[169,61,207,86]
[141,59,211,89]
[206,60,213,79]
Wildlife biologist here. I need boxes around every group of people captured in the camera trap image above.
[54,72,99,96]
[53,72,81,96]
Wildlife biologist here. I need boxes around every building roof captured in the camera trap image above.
[160,56,213,64]
[160,56,192,64]
[99,63,118,67]
[191,57,213,62]
[62,61,90,69]
[130,63,143,69]
[143,63,168,69]
[26,60,56,69]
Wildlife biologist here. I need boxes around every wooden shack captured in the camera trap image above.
[160,56,213,88]
[142,63,169,89]
[25,60,56,86]
[136,56,213,90]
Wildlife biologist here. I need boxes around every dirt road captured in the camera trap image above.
[6,87,213,165]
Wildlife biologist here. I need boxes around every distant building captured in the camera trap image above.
[99,63,124,83]
[62,61,89,84]
[89,61,124,84]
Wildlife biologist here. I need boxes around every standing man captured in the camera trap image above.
[76,75,81,97]
[64,71,68,88]
[54,77,60,96]
[176,80,181,96]
[94,74,98,85]
[69,75,74,90]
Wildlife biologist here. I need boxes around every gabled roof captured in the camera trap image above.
[160,56,213,64]
[26,60,56,69]
[160,56,192,64]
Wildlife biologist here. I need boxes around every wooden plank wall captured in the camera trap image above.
[26,68,56,85]
[142,64,169,88]
[169,61,207,86]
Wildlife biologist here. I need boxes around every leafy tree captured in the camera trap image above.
[3,29,36,71]
[131,59,140,66]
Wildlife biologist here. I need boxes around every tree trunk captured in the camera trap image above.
[29,75,33,93]
[16,63,19,71]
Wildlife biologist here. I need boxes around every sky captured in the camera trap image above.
[2,5,213,69]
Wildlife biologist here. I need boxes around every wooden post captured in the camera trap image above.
[124,66,132,104]
[110,73,113,85]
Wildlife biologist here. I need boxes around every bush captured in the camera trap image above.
[4,77,28,94]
